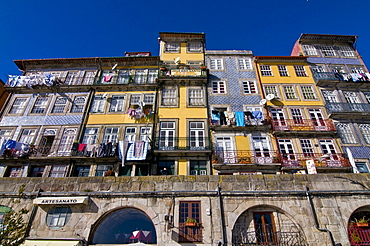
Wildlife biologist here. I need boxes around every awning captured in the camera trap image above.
[33,197,89,205]
[23,239,83,246]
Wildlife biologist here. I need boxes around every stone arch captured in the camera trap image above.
[231,204,307,246]
[89,206,157,245]
[347,205,370,245]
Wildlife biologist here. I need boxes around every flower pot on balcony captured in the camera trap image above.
[356,222,369,227]
[185,222,197,227]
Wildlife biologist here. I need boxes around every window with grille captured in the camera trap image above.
[52,97,68,113]
[187,42,203,52]
[359,124,370,144]
[260,65,272,76]
[9,98,28,114]
[302,45,318,56]
[321,46,336,56]
[238,59,252,70]
[165,42,180,53]
[109,95,125,112]
[209,58,223,70]
[294,65,307,77]
[70,96,86,113]
[339,46,355,57]
[301,86,316,99]
[336,123,357,144]
[90,95,106,113]
[278,65,289,76]
[283,86,297,99]
[189,89,204,106]
[31,97,49,114]
[264,86,279,98]
[161,89,177,106]
[212,81,226,94]
[242,81,257,94]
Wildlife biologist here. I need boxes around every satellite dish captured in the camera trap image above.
[102,92,108,99]
[266,94,275,101]
[259,99,267,105]
[174,57,181,64]
[112,63,118,70]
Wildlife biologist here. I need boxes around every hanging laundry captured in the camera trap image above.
[219,111,227,125]
[126,141,148,161]
[103,76,113,82]
[350,73,362,82]
[118,140,130,166]
[235,111,245,127]
[252,111,263,119]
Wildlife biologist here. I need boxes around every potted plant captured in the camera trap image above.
[200,64,207,70]
[354,217,369,227]
[185,218,197,227]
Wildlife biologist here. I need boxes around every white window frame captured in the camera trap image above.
[209,58,223,70]
[294,65,307,77]
[18,128,37,144]
[165,42,180,53]
[311,65,325,73]
[278,65,289,77]
[161,88,178,106]
[358,124,370,144]
[336,123,358,144]
[49,165,68,178]
[339,46,355,57]
[212,81,226,94]
[51,96,68,114]
[109,95,126,112]
[283,85,297,100]
[30,96,49,114]
[302,45,318,56]
[8,97,28,115]
[124,127,137,142]
[300,86,317,100]
[321,46,336,57]
[70,96,86,113]
[188,88,204,106]
[82,127,99,144]
[263,85,280,99]
[90,95,106,113]
[187,42,203,53]
[260,65,273,76]
[238,58,252,70]
[242,81,257,94]
[103,127,120,144]
[140,127,152,141]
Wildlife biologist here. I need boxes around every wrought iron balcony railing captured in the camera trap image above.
[313,71,370,84]
[325,103,370,114]
[178,223,203,242]
[96,74,158,85]
[348,223,370,246]
[280,153,350,168]
[212,150,280,165]
[271,119,336,132]
[153,137,211,151]
[159,67,207,78]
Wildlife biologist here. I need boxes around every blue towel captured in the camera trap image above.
[252,111,263,119]
[235,111,245,126]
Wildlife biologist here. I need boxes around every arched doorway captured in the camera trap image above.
[232,205,307,246]
[348,207,370,246]
[90,207,157,245]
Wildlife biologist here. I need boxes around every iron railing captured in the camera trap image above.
[348,224,370,246]
[96,74,158,85]
[212,150,279,165]
[271,119,336,132]
[280,153,350,168]
[325,103,370,114]
[178,223,202,242]
[313,71,370,83]
[153,137,211,151]
[159,67,207,78]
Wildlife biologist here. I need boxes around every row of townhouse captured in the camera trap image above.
[0,32,369,178]
[0,32,370,246]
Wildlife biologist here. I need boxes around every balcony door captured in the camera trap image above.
[308,109,326,131]
[189,122,205,150]
[344,91,364,112]
[319,139,340,166]
[215,137,236,164]
[57,128,77,156]
[278,139,296,166]
[159,122,175,150]
[270,108,287,130]
[252,136,272,164]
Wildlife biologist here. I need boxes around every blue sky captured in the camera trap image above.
[1,0,369,82]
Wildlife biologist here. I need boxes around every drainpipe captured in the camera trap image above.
[305,186,338,246]
[217,186,227,245]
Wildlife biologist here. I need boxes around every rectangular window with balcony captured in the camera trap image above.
[82,127,99,144]
[179,201,202,242]
[260,65,273,76]
[300,86,317,100]
[52,97,68,114]
[159,122,175,150]
[321,46,336,56]
[82,71,96,85]
[147,69,158,84]
[133,69,148,84]
[0,129,13,146]
[8,98,28,115]
[358,124,370,144]
[311,65,325,73]
[57,128,77,156]
[190,161,207,175]
[344,91,361,104]
[189,122,205,150]
[65,71,80,85]
[124,127,137,142]
[336,123,357,144]
[70,96,86,113]
[31,97,49,114]
[187,42,203,53]
[100,70,115,84]
[90,95,106,113]
[252,136,271,162]
[161,89,178,106]
[291,108,303,124]
[264,86,279,99]
[339,46,355,57]
[209,58,223,70]
[109,95,125,112]
[103,127,119,143]
[300,139,314,157]
[165,42,180,53]
[294,65,307,77]
[242,81,257,94]
[18,129,37,144]
[117,69,130,84]
[188,89,204,106]
[212,81,226,94]
[302,45,318,56]
[283,86,297,99]
[140,127,151,141]
[278,65,289,76]
[238,59,252,70]
[350,66,365,73]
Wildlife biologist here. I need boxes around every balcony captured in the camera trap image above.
[158,65,207,81]
[178,223,202,242]
[280,153,351,170]
[271,119,336,133]
[313,71,370,86]
[348,223,370,246]
[96,74,158,85]
[325,103,370,116]
[153,137,211,152]
[210,117,271,131]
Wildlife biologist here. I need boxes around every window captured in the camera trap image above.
[329,65,346,73]
[187,42,203,52]
[147,69,158,84]
[9,98,28,114]
[31,97,49,114]
[212,81,226,94]
[70,96,86,113]
[302,45,318,56]
[322,90,339,103]
[321,46,336,56]
[46,206,72,229]
[52,97,68,114]
[82,71,96,85]
[252,136,271,163]
[188,89,204,106]
[355,162,369,173]
[165,42,180,53]
[283,86,297,99]
[90,95,106,113]
[124,127,136,142]
[336,123,357,144]
[103,127,119,143]
[179,201,202,242]
[260,65,272,76]
[100,70,115,84]
[311,65,325,73]
[189,122,205,150]
[358,124,370,144]
[74,166,90,177]
[350,66,365,73]
[294,65,307,77]
[140,127,151,141]
[143,94,155,104]
[49,165,68,177]
[161,89,177,106]
[95,165,114,177]
[7,166,22,177]
[291,108,303,124]
[238,59,252,70]
[190,161,207,175]
[264,86,279,98]
[159,122,175,150]
[339,46,355,57]
[30,166,45,177]
[278,65,289,76]
[158,161,174,175]
[242,81,257,94]
[57,128,77,156]
[133,69,147,84]
[82,127,99,144]
[109,95,125,112]
[0,129,13,144]
[65,71,79,85]
[344,91,361,104]
[300,139,314,157]
[209,58,223,70]
[300,86,316,100]
[253,212,277,244]
[18,129,37,144]
[117,70,130,84]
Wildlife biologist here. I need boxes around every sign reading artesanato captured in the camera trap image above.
[33,196,89,205]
